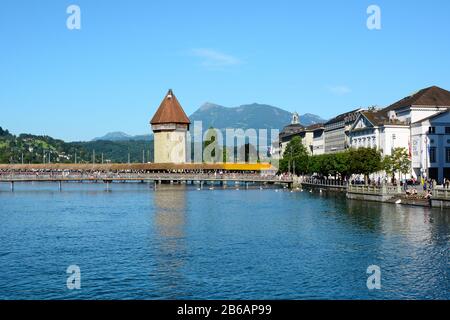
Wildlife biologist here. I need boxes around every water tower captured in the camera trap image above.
[150,89,190,163]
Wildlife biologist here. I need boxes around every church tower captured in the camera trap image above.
[150,89,190,163]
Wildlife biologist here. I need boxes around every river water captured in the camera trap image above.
[0,182,448,299]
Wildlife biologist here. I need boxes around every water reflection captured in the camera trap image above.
[329,193,449,242]
[151,184,189,297]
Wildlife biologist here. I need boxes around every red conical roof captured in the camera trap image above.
[150,89,191,125]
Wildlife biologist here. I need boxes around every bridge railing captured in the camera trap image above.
[0,172,291,183]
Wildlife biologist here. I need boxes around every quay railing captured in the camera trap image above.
[300,177,347,188]
[431,187,450,199]
[347,184,402,195]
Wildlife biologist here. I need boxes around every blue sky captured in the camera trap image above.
[1,0,450,141]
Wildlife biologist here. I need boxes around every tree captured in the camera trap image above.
[349,147,382,184]
[280,136,309,174]
[0,127,11,137]
[334,151,351,179]
[382,155,394,181]
[383,147,411,181]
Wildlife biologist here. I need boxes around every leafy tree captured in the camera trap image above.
[383,147,410,181]
[0,127,11,137]
[348,147,382,183]
[334,151,351,178]
[382,155,394,180]
[280,136,309,174]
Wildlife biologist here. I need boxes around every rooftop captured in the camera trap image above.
[325,108,363,125]
[384,86,450,111]
[150,89,191,125]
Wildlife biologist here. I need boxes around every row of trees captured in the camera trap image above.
[280,136,411,182]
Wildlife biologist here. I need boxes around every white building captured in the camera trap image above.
[349,86,450,181]
[385,86,450,124]
[349,110,410,157]
[411,111,450,182]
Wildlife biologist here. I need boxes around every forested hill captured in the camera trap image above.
[0,126,153,164]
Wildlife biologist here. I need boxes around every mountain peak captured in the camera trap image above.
[189,103,325,130]
[199,102,224,111]
[93,132,132,141]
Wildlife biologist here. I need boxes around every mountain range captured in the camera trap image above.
[93,103,325,141]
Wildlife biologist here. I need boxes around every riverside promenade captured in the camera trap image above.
[299,177,450,209]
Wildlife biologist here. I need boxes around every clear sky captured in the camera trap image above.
[1,0,450,141]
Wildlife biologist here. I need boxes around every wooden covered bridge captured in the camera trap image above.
[0,163,293,191]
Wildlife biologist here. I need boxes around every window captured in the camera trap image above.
[429,126,436,134]
[446,148,450,163]
[430,147,436,163]
[446,127,450,134]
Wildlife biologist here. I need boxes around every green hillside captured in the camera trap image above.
[0,127,154,164]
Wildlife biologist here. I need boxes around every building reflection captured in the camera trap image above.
[151,184,188,296]
[342,196,449,245]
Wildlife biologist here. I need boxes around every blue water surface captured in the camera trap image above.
[0,182,448,299]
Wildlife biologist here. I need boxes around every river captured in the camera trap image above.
[0,182,448,299]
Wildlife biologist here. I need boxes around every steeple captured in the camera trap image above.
[291,112,300,125]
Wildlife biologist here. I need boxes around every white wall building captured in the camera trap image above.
[350,110,410,157]
[349,86,450,181]
[411,111,450,182]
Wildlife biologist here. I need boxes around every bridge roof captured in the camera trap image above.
[0,163,275,172]
[150,89,190,125]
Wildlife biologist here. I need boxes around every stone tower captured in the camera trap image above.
[150,89,190,163]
